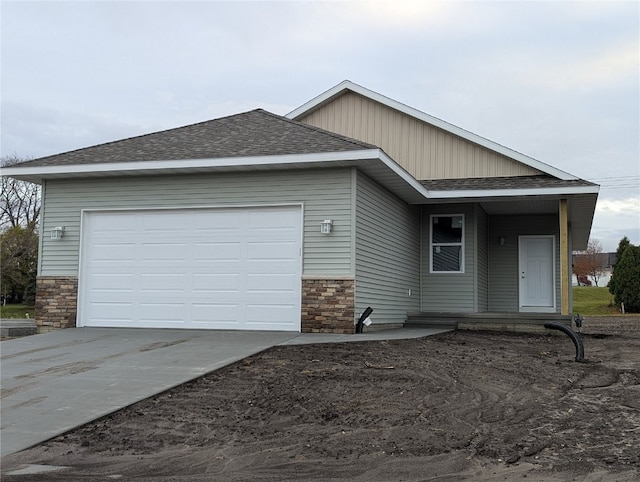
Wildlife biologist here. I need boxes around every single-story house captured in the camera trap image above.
[3,81,599,333]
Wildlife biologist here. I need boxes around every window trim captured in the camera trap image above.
[429,214,465,273]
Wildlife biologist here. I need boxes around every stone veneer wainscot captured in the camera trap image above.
[301,277,355,334]
[34,276,356,334]
[35,276,78,332]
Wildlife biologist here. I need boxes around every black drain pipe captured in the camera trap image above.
[544,321,585,362]
[355,307,373,334]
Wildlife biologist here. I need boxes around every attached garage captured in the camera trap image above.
[78,205,302,331]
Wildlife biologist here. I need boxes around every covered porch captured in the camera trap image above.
[415,179,598,329]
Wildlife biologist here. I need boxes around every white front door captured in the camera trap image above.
[519,236,555,312]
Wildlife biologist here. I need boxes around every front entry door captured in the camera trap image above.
[519,236,555,312]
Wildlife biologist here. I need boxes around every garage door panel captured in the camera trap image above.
[140,274,186,293]
[139,303,186,323]
[194,211,242,230]
[88,273,135,292]
[248,241,299,261]
[193,242,241,261]
[141,212,189,231]
[248,209,296,229]
[247,273,296,293]
[88,243,136,263]
[191,303,241,323]
[246,304,297,326]
[192,273,241,292]
[87,302,135,322]
[91,213,138,233]
[141,243,189,263]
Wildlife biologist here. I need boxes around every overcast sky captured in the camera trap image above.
[1,0,638,252]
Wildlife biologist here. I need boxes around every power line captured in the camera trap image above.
[588,175,640,191]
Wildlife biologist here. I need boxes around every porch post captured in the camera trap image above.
[559,199,569,315]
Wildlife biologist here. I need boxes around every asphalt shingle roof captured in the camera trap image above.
[420,175,597,191]
[14,109,378,167]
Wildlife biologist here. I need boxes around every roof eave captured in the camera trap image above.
[424,185,600,200]
[1,149,431,204]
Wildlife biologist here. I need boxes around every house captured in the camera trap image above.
[572,252,616,287]
[2,81,599,333]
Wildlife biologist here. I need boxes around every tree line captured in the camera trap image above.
[1,155,40,305]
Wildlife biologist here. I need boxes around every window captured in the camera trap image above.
[430,215,464,273]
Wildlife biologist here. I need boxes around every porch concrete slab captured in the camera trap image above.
[1,326,450,458]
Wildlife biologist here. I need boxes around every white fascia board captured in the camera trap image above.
[376,150,431,197]
[0,149,384,178]
[426,185,599,199]
[287,80,353,120]
[287,80,578,181]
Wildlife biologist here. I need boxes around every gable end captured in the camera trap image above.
[295,91,543,181]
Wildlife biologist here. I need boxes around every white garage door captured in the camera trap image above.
[79,206,302,331]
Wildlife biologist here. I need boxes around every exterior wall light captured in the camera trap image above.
[498,236,506,246]
[320,219,333,234]
[51,226,65,240]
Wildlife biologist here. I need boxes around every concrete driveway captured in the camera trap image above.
[1,326,447,458]
[0,328,302,457]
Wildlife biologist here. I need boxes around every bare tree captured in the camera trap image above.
[573,238,607,287]
[1,155,40,230]
[572,254,591,286]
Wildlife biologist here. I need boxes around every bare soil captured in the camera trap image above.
[3,330,640,481]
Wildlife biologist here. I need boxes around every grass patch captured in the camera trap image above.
[0,304,36,319]
[572,287,620,316]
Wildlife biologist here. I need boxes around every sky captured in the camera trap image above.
[1,0,639,252]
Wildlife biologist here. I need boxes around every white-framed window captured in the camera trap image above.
[430,214,464,273]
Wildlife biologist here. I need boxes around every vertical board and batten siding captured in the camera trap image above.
[40,169,354,277]
[487,214,560,313]
[355,172,421,324]
[475,205,489,312]
[300,92,542,181]
[421,204,476,312]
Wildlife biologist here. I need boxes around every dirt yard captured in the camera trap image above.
[3,330,640,481]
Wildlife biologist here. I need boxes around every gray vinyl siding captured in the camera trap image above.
[421,204,475,312]
[475,205,489,312]
[39,169,354,277]
[355,172,420,325]
[487,214,560,312]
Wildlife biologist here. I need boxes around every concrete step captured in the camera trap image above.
[1,319,38,338]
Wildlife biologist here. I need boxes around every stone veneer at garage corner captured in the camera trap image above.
[301,277,355,334]
[35,276,78,332]
[34,276,357,334]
